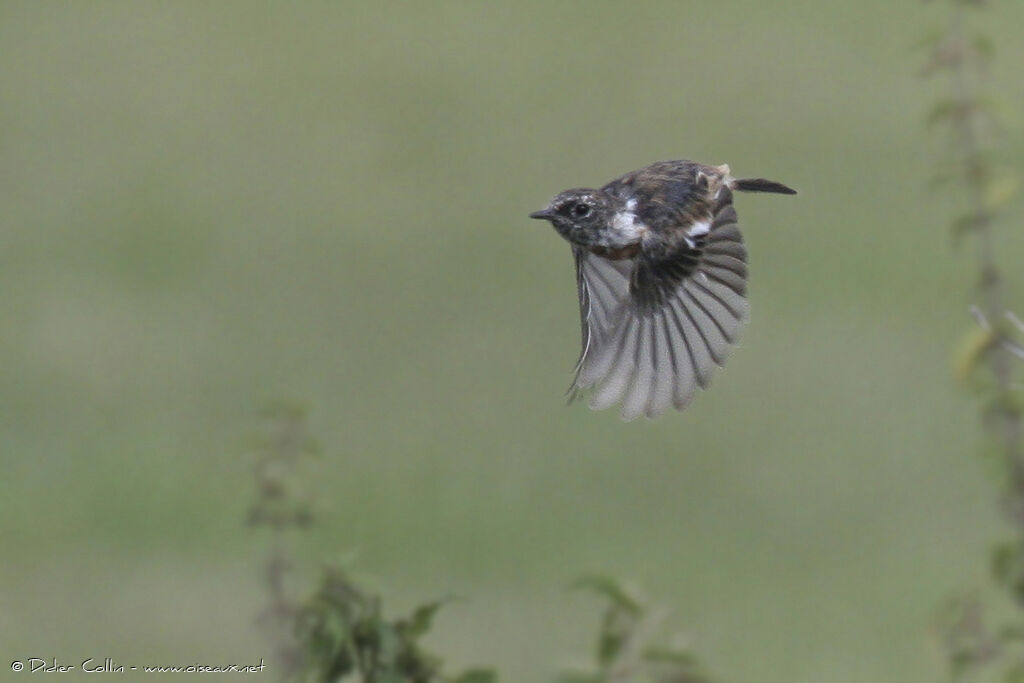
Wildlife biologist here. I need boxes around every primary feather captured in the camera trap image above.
[571,185,749,420]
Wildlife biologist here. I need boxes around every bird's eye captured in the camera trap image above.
[573,203,591,218]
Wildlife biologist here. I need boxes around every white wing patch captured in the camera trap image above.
[687,220,711,237]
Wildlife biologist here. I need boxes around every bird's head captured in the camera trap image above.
[529,189,610,245]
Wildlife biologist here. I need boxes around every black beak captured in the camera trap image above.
[529,209,554,220]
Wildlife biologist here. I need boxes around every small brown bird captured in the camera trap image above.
[529,160,796,420]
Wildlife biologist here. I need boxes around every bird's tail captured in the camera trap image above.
[732,178,797,195]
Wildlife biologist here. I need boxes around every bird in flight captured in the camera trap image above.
[529,160,796,420]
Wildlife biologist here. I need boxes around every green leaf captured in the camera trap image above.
[570,575,643,615]
[952,325,996,384]
[596,629,628,669]
[405,599,450,639]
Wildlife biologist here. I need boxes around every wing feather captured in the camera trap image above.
[568,187,749,419]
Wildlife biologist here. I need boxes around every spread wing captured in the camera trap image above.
[571,188,749,420]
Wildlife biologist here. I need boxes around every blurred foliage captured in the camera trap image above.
[247,401,321,531]
[294,567,495,683]
[922,0,1024,680]
[246,407,712,683]
[249,403,496,682]
[249,402,322,678]
[555,577,716,683]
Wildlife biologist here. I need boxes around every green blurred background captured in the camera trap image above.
[3,1,1024,681]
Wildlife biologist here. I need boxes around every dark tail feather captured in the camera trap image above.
[733,178,797,195]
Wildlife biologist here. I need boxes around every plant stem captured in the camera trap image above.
[947,1,1024,517]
